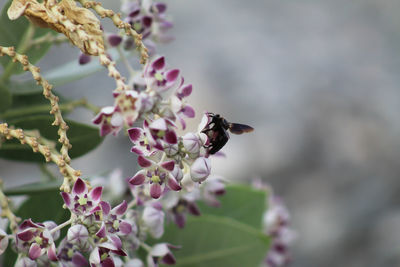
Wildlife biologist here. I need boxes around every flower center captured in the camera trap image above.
[151,175,161,183]
[78,196,88,206]
[155,72,164,81]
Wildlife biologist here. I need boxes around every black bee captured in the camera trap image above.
[201,113,254,155]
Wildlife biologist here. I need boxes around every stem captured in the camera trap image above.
[127,198,137,210]
[30,33,69,46]
[1,24,35,83]
[140,242,152,252]
[117,46,136,77]
[50,218,72,234]
[39,164,58,181]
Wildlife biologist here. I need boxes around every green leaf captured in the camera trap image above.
[0,0,54,77]
[3,190,69,266]
[4,180,62,196]
[9,48,126,95]
[0,90,72,120]
[161,215,270,267]
[0,115,103,162]
[0,82,12,112]
[198,184,267,229]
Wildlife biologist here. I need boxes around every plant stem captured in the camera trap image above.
[39,164,58,181]
[50,218,72,234]
[29,33,68,46]
[117,46,136,77]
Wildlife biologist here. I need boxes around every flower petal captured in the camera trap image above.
[112,200,128,215]
[72,178,87,195]
[165,69,180,83]
[151,56,165,71]
[100,201,111,216]
[150,183,162,199]
[129,172,146,185]
[161,160,175,171]
[90,187,103,202]
[128,127,142,142]
[138,155,153,168]
[28,243,42,260]
[167,177,181,191]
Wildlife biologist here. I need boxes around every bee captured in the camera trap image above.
[201,113,254,155]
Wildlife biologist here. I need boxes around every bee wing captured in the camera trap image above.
[228,123,254,135]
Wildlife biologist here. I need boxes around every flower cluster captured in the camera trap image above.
[262,189,296,267]
[120,0,173,54]
[92,55,216,200]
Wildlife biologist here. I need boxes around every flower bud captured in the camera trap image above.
[108,34,123,47]
[142,205,165,238]
[67,224,89,247]
[190,157,211,182]
[182,133,202,154]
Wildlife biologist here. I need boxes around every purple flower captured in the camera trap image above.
[100,200,134,236]
[92,106,122,137]
[147,243,178,266]
[144,56,180,92]
[142,203,165,238]
[57,238,89,266]
[202,176,226,207]
[260,185,296,267]
[121,1,174,51]
[129,155,181,199]
[15,219,58,262]
[61,178,103,217]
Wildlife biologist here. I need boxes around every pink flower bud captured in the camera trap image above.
[190,157,211,182]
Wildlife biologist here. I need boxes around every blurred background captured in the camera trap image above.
[1,0,400,266]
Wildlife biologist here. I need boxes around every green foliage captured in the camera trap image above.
[0,90,72,120]
[3,190,69,266]
[197,184,267,229]
[158,185,270,267]
[0,82,12,112]
[0,115,103,162]
[0,0,54,77]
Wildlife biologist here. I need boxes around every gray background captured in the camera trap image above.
[1,0,400,266]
